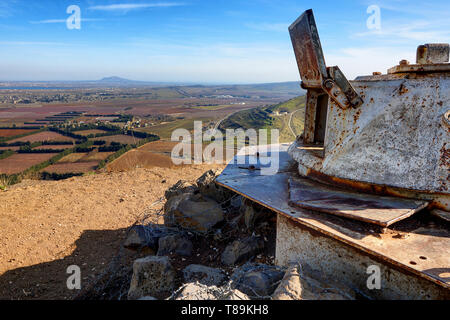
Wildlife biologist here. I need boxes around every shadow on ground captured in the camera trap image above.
[0,228,131,300]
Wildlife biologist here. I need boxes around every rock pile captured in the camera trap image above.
[123,170,356,301]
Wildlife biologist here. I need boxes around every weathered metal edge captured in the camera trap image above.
[216,176,450,289]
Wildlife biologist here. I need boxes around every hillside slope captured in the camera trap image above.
[219,95,306,142]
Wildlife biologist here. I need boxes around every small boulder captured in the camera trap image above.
[173,282,249,300]
[243,200,272,230]
[123,224,173,253]
[165,180,197,200]
[128,256,176,300]
[164,193,224,234]
[272,264,354,300]
[196,170,228,202]
[157,234,193,257]
[183,264,226,286]
[271,265,305,300]
[231,263,285,298]
[221,236,264,266]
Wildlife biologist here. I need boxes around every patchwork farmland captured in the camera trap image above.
[0,124,159,182]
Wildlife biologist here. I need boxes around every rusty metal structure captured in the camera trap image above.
[217,9,449,299]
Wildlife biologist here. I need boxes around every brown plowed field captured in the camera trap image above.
[0,129,37,137]
[0,153,55,174]
[43,161,100,174]
[8,131,75,144]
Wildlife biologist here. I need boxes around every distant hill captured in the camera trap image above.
[99,76,134,83]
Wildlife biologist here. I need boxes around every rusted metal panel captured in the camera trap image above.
[215,148,450,291]
[276,215,450,300]
[416,43,449,64]
[388,63,450,74]
[289,76,450,208]
[288,176,428,227]
[289,9,327,88]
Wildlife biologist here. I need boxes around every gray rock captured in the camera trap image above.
[157,234,193,257]
[183,264,226,286]
[128,256,176,300]
[123,224,174,252]
[272,264,355,300]
[271,265,305,300]
[221,236,264,266]
[173,282,249,300]
[165,180,197,200]
[164,193,224,234]
[243,200,272,230]
[231,263,285,298]
[196,170,228,202]
[138,296,158,300]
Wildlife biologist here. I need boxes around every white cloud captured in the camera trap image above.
[88,3,185,11]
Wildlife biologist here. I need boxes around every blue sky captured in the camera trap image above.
[0,0,449,83]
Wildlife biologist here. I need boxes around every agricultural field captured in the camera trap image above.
[43,151,115,174]
[91,134,142,145]
[0,129,37,138]
[0,146,20,151]
[8,131,75,143]
[43,161,100,174]
[75,129,109,136]
[33,144,74,150]
[0,83,304,184]
[106,140,237,172]
[0,153,55,174]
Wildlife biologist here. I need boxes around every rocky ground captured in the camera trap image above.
[0,165,358,300]
[0,164,224,300]
[76,170,358,301]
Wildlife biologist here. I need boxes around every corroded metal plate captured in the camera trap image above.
[216,146,450,289]
[288,177,428,227]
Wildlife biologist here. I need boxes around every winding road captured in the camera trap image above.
[288,109,303,138]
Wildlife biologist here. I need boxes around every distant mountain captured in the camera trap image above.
[99,76,134,83]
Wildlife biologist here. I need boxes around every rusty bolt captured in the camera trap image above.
[399,59,410,65]
[443,110,450,128]
[372,72,382,75]
[323,79,334,90]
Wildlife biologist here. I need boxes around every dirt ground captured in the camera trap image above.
[0,164,224,300]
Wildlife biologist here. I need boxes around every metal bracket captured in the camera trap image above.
[290,9,363,109]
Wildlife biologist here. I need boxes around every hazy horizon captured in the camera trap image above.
[1,0,449,83]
